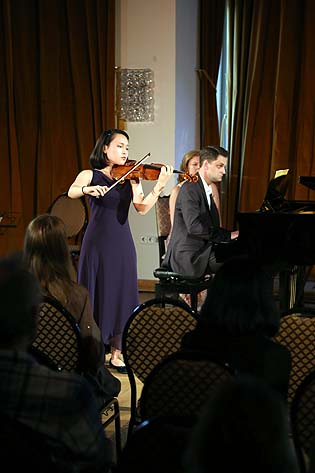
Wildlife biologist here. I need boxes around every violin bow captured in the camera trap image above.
[105,152,151,194]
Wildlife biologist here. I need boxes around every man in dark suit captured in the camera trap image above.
[162,146,239,278]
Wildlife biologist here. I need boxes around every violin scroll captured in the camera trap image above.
[183,173,198,183]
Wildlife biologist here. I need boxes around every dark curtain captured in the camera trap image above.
[198,0,225,147]
[0,0,115,255]
[226,0,315,227]
[200,0,315,230]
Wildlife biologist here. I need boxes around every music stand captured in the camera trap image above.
[260,172,291,212]
[0,212,21,234]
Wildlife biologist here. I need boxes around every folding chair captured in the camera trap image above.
[155,195,171,266]
[122,297,199,438]
[273,308,315,403]
[116,416,193,473]
[139,351,235,421]
[47,192,88,269]
[30,295,121,459]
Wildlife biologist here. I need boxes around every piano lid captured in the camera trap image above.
[299,176,315,190]
[260,169,291,212]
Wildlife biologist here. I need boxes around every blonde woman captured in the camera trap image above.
[169,150,201,230]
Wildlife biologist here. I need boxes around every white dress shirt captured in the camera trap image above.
[200,175,213,210]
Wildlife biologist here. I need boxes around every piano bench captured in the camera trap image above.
[153,267,213,313]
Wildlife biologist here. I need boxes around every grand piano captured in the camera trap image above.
[236,173,315,311]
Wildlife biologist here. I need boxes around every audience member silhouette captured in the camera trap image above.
[183,375,299,473]
[181,255,291,401]
[23,213,120,404]
[0,253,113,472]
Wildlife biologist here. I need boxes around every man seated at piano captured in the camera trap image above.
[162,145,239,278]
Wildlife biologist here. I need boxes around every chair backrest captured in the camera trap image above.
[31,295,83,373]
[29,345,62,371]
[273,309,315,403]
[116,416,193,473]
[30,301,122,460]
[47,191,88,243]
[290,369,315,473]
[122,297,199,435]
[139,351,235,421]
[155,195,171,265]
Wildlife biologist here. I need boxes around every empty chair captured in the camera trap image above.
[122,297,199,437]
[47,191,88,268]
[155,194,171,266]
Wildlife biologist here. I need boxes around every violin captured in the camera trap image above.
[105,152,198,195]
[112,160,198,183]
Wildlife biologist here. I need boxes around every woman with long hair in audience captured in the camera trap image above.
[23,213,120,401]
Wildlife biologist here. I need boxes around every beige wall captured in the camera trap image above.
[116,0,198,281]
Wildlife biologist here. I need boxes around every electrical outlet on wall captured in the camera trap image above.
[140,235,157,244]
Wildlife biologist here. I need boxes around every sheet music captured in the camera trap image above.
[274,169,290,178]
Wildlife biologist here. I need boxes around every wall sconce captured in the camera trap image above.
[116,68,154,122]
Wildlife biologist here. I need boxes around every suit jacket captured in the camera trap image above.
[162,175,231,277]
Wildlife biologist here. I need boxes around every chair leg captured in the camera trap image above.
[101,398,122,461]
[155,282,163,298]
[190,292,198,312]
[113,402,122,460]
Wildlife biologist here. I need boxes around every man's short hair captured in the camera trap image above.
[200,145,229,165]
[0,253,42,347]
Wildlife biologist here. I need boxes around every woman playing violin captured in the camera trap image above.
[68,129,173,373]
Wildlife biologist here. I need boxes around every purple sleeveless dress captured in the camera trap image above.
[78,170,139,350]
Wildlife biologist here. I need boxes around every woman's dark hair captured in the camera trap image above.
[89,129,129,169]
[199,255,280,337]
[23,214,75,305]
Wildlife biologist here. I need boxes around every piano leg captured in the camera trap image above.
[279,265,306,312]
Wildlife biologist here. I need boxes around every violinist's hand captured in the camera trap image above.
[85,185,108,198]
[156,164,174,188]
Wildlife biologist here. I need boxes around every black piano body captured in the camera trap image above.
[236,174,315,311]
